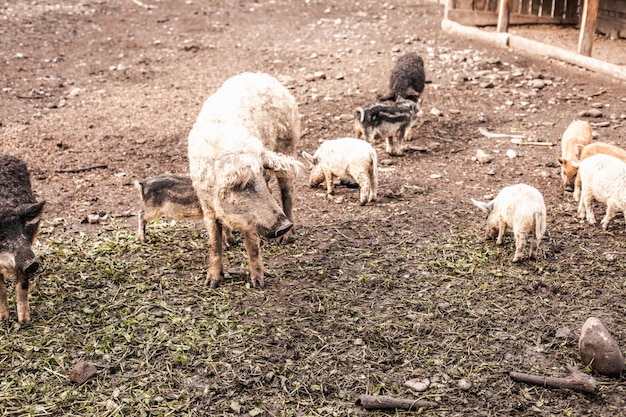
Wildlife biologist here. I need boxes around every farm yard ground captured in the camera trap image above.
[1,0,626,415]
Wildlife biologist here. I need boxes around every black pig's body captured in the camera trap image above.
[379,52,425,103]
[0,155,45,323]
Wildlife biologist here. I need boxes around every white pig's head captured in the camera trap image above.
[213,151,302,239]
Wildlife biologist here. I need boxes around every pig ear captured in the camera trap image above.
[19,201,45,223]
[471,198,492,214]
[574,144,585,159]
[301,151,316,166]
[263,151,305,175]
[557,157,566,166]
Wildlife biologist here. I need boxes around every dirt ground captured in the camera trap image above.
[2,0,626,415]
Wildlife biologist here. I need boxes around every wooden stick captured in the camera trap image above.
[478,127,525,140]
[510,138,554,146]
[356,394,437,410]
[510,365,597,394]
[53,164,108,173]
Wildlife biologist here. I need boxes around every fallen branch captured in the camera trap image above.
[510,365,597,394]
[478,127,526,140]
[356,394,437,410]
[53,164,108,174]
[510,138,554,146]
[564,88,606,100]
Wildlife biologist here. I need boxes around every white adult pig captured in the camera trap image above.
[301,138,378,205]
[471,184,547,262]
[188,72,303,289]
[557,120,593,191]
[574,154,626,230]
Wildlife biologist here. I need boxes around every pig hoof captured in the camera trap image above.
[252,279,266,289]
[205,279,220,288]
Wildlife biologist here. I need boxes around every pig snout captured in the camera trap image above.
[23,258,40,275]
[15,247,39,275]
[259,216,293,240]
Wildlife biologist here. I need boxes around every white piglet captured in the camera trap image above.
[574,154,626,230]
[302,138,378,205]
[471,184,547,262]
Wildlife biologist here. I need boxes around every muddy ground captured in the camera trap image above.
[1,0,626,415]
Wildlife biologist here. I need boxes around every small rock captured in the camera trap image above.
[479,81,494,89]
[458,379,472,391]
[604,253,616,262]
[68,87,82,97]
[429,173,442,179]
[430,107,443,117]
[578,109,603,118]
[313,71,326,80]
[70,361,97,384]
[86,214,101,224]
[556,327,571,338]
[379,158,394,166]
[437,302,451,311]
[529,79,545,89]
[579,317,625,376]
[277,75,296,89]
[475,149,494,164]
[506,149,517,159]
[405,378,430,392]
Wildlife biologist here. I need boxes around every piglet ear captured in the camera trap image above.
[19,201,45,223]
[471,198,492,214]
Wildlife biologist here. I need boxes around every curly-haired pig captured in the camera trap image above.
[574,154,626,230]
[302,137,378,205]
[0,154,45,323]
[557,120,593,191]
[471,184,546,262]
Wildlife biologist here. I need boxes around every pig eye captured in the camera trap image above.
[234,182,254,193]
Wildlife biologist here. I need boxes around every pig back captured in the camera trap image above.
[0,154,37,208]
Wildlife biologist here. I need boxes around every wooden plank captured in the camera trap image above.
[578,0,600,56]
[599,0,626,15]
[554,0,566,18]
[446,8,577,25]
[565,0,578,20]
[541,0,553,17]
[498,0,512,32]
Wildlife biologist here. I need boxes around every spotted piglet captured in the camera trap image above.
[0,154,45,323]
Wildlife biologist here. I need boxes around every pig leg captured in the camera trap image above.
[276,173,296,244]
[600,199,617,230]
[204,217,225,288]
[356,173,371,206]
[512,232,526,263]
[137,210,147,243]
[529,234,540,259]
[573,175,582,202]
[0,274,8,321]
[577,189,594,223]
[243,230,265,288]
[15,271,30,323]
[322,168,335,196]
[496,221,506,245]
[582,193,596,225]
